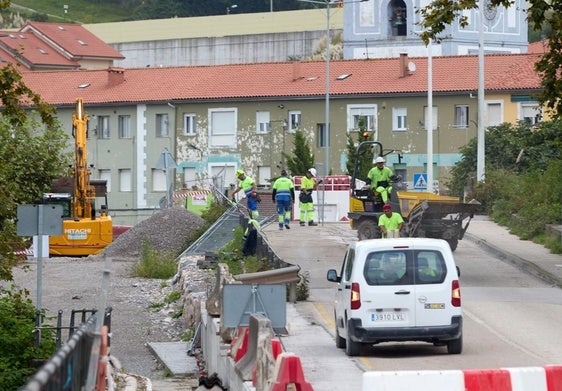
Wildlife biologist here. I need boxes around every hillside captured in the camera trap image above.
[6,0,308,26]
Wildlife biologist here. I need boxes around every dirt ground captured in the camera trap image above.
[11,254,180,380]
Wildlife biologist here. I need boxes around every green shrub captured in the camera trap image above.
[216,226,270,275]
[184,201,228,249]
[164,291,181,304]
[286,272,310,302]
[0,286,56,391]
[132,239,177,279]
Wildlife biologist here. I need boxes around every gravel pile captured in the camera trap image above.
[101,207,205,258]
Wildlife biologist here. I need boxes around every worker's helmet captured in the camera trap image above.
[235,169,245,178]
[383,204,392,211]
[307,168,317,177]
[375,157,385,164]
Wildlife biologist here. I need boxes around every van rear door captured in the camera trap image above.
[360,250,416,328]
[413,250,458,327]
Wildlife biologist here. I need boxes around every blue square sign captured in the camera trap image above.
[413,173,428,190]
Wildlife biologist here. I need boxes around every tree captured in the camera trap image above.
[447,119,562,208]
[284,131,315,176]
[418,0,562,119]
[345,125,374,180]
[0,62,69,281]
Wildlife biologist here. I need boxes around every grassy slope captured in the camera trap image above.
[9,0,129,23]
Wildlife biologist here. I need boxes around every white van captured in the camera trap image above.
[326,238,462,356]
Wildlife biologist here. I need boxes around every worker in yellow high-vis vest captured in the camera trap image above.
[299,168,318,226]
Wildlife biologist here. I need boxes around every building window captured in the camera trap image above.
[258,166,271,188]
[348,105,376,132]
[392,107,407,131]
[119,169,132,192]
[183,167,197,189]
[118,115,131,138]
[520,103,541,124]
[424,106,438,130]
[288,110,301,133]
[156,114,169,137]
[183,114,196,135]
[209,108,237,148]
[454,105,469,128]
[256,111,270,134]
[99,170,111,193]
[98,116,110,139]
[317,123,328,148]
[210,164,236,192]
[486,102,503,127]
[152,169,166,191]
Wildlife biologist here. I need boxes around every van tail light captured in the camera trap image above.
[451,280,461,307]
[351,282,361,310]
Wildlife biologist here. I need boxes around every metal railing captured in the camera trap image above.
[21,308,112,391]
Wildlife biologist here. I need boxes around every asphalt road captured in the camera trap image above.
[262,221,562,389]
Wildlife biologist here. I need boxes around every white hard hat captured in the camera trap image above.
[307,168,317,177]
[375,157,385,163]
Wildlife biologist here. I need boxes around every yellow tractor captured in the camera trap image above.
[348,141,479,251]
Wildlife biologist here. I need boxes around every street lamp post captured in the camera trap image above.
[299,0,335,177]
[299,0,367,177]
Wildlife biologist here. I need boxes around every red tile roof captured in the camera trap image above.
[0,31,79,69]
[20,22,124,60]
[17,54,542,106]
[527,40,548,54]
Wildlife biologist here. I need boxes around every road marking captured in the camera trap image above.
[312,300,376,371]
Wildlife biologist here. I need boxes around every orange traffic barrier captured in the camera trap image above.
[269,353,313,391]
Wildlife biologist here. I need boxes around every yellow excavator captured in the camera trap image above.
[43,98,113,256]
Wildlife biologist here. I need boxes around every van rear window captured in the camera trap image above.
[363,250,446,286]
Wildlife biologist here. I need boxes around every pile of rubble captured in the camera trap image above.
[101,207,206,259]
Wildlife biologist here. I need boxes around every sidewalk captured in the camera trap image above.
[464,216,562,288]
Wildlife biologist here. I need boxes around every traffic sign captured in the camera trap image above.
[413,173,428,190]
[17,204,63,236]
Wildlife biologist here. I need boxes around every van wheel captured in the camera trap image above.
[345,321,362,356]
[357,220,379,241]
[447,335,462,354]
[335,327,346,349]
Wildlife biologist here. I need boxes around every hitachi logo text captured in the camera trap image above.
[65,228,91,234]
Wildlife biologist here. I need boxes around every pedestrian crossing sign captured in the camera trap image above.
[413,173,428,190]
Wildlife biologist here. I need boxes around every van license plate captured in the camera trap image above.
[372,313,404,321]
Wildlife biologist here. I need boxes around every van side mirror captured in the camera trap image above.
[327,269,341,283]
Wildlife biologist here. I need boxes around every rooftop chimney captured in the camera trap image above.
[292,61,303,81]
[107,67,125,86]
[399,53,408,78]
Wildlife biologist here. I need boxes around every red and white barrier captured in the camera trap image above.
[362,365,562,391]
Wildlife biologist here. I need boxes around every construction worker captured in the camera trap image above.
[366,156,394,204]
[378,203,404,238]
[272,169,295,230]
[232,169,259,219]
[299,168,318,226]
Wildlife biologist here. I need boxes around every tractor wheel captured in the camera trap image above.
[357,219,379,241]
